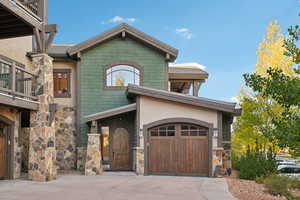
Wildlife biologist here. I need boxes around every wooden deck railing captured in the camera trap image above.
[16,0,46,20]
[0,56,38,101]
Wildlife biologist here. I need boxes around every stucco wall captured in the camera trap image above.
[139,96,218,130]
[138,96,222,176]
[0,36,33,69]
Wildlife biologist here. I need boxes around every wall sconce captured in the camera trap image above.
[139,128,143,137]
[213,129,219,137]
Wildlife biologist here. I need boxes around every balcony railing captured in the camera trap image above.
[18,0,39,16]
[0,56,38,101]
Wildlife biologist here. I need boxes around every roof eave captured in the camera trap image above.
[67,23,178,60]
[127,85,238,114]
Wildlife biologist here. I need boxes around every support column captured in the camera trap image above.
[85,121,102,176]
[28,54,57,181]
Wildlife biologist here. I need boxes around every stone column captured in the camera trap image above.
[28,54,57,182]
[85,121,102,176]
[135,134,145,175]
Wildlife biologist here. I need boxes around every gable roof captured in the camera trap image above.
[127,84,241,115]
[68,23,178,61]
[84,103,137,122]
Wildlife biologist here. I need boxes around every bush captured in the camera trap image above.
[255,175,265,184]
[237,152,277,180]
[264,175,290,196]
[290,178,300,190]
[264,175,300,200]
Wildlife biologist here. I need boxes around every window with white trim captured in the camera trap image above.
[106,65,141,87]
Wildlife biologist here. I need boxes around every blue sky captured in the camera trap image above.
[49,0,300,102]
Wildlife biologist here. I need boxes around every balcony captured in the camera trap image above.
[0,55,38,110]
[0,0,47,39]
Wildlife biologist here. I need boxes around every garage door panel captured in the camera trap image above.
[149,138,175,174]
[148,123,209,176]
[177,138,208,175]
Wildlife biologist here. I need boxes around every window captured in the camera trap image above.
[180,124,208,136]
[169,80,202,96]
[150,125,175,137]
[53,69,71,98]
[105,64,141,87]
[279,167,293,174]
[101,127,110,162]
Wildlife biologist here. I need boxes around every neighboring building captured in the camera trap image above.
[0,0,57,181]
[0,2,239,180]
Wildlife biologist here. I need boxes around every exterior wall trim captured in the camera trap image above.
[0,114,15,179]
[142,117,213,177]
[103,61,144,90]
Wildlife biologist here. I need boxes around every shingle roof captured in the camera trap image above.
[68,23,178,61]
[127,84,241,115]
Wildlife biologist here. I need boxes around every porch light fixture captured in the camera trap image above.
[213,129,219,137]
[139,128,143,137]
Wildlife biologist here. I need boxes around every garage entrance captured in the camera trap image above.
[148,123,209,176]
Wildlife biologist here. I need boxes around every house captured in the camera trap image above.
[46,23,240,176]
[0,0,239,181]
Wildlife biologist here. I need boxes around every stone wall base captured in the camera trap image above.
[135,148,144,175]
[77,147,87,171]
[28,126,57,182]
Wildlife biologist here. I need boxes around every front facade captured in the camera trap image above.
[46,24,240,177]
[0,8,239,179]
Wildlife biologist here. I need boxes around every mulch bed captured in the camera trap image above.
[226,177,285,200]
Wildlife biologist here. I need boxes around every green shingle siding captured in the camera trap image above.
[79,37,167,146]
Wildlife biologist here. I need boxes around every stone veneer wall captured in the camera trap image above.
[28,54,57,181]
[21,128,30,173]
[77,147,87,171]
[0,105,21,179]
[55,105,76,170]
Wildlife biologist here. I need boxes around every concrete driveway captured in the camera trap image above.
[0,172,236,200]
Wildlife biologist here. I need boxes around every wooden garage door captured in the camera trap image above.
[148,124,209,176]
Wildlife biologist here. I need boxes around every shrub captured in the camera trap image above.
[264,175,290,196]
[290,178,300,190]
[237,152,277,180]
[264,175,300,200]
[255,175,265,184]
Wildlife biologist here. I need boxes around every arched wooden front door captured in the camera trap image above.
[148,123,209,176]
[112,128,130,170]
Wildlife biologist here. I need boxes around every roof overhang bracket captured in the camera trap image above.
[34,24,57,53]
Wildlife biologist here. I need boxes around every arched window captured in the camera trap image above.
[105,64,141,87]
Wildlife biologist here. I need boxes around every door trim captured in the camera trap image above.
[0,115,14,180]
[143,117,213,177]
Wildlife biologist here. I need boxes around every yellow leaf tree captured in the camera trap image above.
[232,21,294,156]
[255,20,294,77]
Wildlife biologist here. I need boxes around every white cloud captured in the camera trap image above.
[102,16,137,24]
[175,28,193,39]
